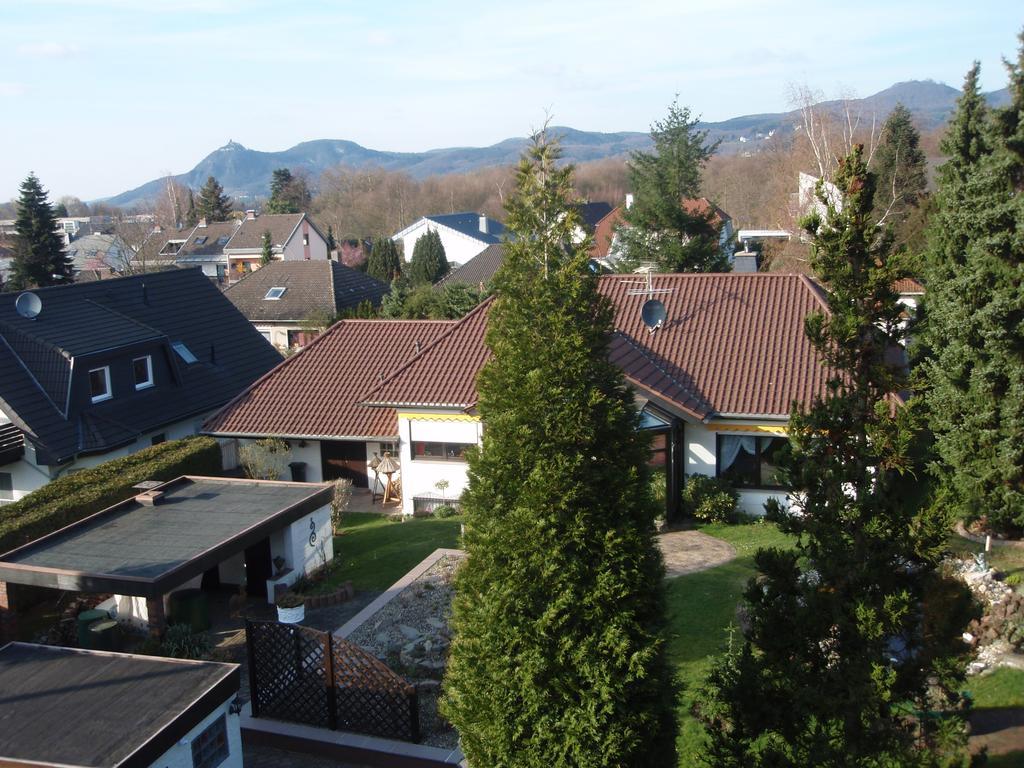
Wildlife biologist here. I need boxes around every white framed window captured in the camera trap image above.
[264,287,287,300]
[172,341,198,364]
[88,366,112,403]
[132,355,153,389]
[190,713,229,768]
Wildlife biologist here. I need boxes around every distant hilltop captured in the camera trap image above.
[102,80,1010,209]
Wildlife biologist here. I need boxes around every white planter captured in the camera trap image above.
[276,603,305,624]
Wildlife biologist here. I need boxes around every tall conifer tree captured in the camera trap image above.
[922,42,1024,535]
[871,103,929,253]
[196,175,233,222]
[441,129,677,767]
[408,228,448,283]
[9,173,73,290]
[366,237,401,282]
[694,146,972,766]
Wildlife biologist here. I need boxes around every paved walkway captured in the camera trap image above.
[658,529,736,577]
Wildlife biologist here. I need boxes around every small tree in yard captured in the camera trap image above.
[330,478,353,535]
[694,146,973,767]
[239,438,290,480]
[408,228,448,284]
[441,128,677,767]
[366,236,402,282]
[260,230,273,265]
[9,173,74,290]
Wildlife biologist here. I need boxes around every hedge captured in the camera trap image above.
[0,436,222,554]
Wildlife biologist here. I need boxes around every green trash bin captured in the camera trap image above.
[88,619,121,652]
[76,609,108,649]
[167,589,210,632]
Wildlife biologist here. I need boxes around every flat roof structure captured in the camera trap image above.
[0,642,239,768]
[0,476,332,598]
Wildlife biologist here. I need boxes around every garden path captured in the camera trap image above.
[658,529,736,578]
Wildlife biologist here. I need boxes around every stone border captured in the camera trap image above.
[955,522,1024,550]
[335,548,465,639]
[301,581,354,610]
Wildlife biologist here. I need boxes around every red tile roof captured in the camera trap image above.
[893,277,925,294]
[589,207,624,260]
[207,273,832,438]
[204,318,453,439]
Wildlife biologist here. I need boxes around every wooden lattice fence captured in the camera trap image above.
[246,620,420,742]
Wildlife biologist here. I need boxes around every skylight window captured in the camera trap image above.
[264,287,287,300]
[172,342,198,364]
[194,236,208,245]
[216,235,230,246]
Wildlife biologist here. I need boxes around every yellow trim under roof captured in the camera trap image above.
[704,422,788,435]
[397,412,481,423]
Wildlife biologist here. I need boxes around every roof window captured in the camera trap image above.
[194,236,208,245]
[264,287,287,300]
[172,341,198,364]
[216,235,231,246]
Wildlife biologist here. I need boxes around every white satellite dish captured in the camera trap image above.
[15,291,42,320]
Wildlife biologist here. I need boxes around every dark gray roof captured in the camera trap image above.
[224,260,389,323]
[0,476,333,597]
[423,212,507,244]
[437,243,506,289]
[0,269,283,464]
[175,220,239,262]
[0,642,238,768]
[576,201,613,230]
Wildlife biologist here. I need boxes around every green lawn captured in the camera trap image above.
[328,512,463,591]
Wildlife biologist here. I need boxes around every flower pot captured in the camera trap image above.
[276,603,305,624]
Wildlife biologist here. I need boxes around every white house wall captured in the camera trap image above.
[394,222,488,266]
[151,701,243,768]
[269,502,333,583]
[282,219,329,262]
[397,413,482,516]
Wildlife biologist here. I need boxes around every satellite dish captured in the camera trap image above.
[641,299,666,332]
[15,291,42,320]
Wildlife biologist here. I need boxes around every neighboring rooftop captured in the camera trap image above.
[225,212,306,251]
[224,260,389,323]
[0,476,332,596]
[0,642,238,768]
[576,201,614,230]
[399,212,508,246]
[436,243,506,289]
[175,220,240,263]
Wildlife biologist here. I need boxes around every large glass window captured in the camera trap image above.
[716,434,788,489]
[411,441,473,462]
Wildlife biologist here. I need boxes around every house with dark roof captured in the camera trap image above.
[174,219,241,282]
[206,273,832,519]
[65,233,136,280]
[224,260,389,350]
[223,211,329,281]
[436,243,506,291]
[392,212,508,268]
[0,268,283,501]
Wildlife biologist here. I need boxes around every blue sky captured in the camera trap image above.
[0,0,1020,202]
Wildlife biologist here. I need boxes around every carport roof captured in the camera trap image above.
[0,476,332,598]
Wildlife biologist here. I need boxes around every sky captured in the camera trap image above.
[0,0,1020,202]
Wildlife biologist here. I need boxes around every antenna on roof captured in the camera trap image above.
[15,291,42,320]
[622,268,672,334]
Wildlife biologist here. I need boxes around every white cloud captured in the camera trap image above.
[16,42,82,57]
[0,82,27,97]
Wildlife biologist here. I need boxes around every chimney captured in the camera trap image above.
[198,217,207,228]
[246,209,257,221]
[625,193,634,210]
[135,490,165,506]
[478,215,488,235]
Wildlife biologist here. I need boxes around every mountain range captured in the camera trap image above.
[104,80,1010,209]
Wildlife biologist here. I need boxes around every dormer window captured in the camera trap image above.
[133,355,154,389]
[194,236,208,245]
[264,287,287,300]
[172,342,198,364]
[216,235,231,246]
[89,366,112,403]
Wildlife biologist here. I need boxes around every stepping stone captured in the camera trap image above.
[398,624,421,640]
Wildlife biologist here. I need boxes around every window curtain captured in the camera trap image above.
[719,435,756,471]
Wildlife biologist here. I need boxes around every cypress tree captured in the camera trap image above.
[871,103,929,253]
[366,237,401,282]
[441,129,677,767]
[196,175,233,222]
[9,173,73,290]
[618,97,726,273]
[694,146,972,766]
[260,231,273,265]
[326,225,337,254]
[185,189,198,227]
[408,228,448,283]
[922,43,1024,535]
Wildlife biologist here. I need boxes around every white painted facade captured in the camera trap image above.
[392,219,491,266]
[150,701,243,768]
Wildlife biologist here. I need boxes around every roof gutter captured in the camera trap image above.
[203,430,399,442]
[706,412,790,423]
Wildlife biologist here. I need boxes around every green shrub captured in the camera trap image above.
[0,436,222,553]
[683,474,739,523]
[160,623,211,660]
[434,504,458,518]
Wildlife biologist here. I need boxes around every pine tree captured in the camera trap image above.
[8,173,73,290]
[441,129,677,767]
[618,97,726,272]
[366,237,401,282]
[266,168,311,214]
[871,103,929,252]
[185,189,198,227]
[694,146,973,766]
[326,225,337,254]
[196,175,233,222]
[408,228,448,283]
[260,231,274,265]
[922,44,1024,535]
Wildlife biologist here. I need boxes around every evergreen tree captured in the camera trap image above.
[366,237,401,282]
[871,103,929,252]
[441,129,677,767]
[618,97,726,272]
[260,231,274,265]
[8,173,73,290]
[695,146,973,766]
[326,225,337,254]
[185,189,198,227]
[922,45,1024,535]
[52,201,68,218]
[196,175,233,222]
[266,168,311,214]
[408,228,448,283]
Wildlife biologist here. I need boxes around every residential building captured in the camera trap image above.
[174,219,241,282]
[206,273,831,520]
[435,243,506,291]
[0,642,242,768]
[223,211,329,280]
[392,212,507,267]
[65,233,135,280]
[0,269,283,501]
[224,260,389,350]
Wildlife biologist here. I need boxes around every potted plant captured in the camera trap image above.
[276,591,306,624]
